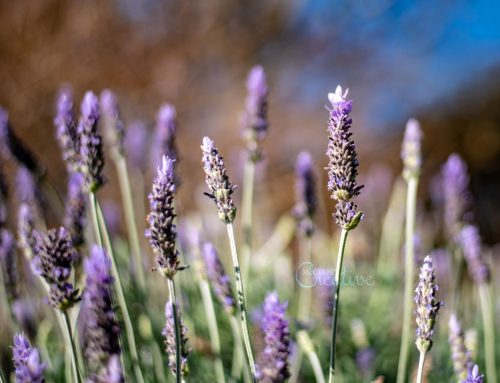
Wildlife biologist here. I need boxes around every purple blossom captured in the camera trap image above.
[100,89,125,158]
[152,103,178,173]
[163,301,190,377]
[64,172,87,247]
[462,365,484,383]
[256,292,291,383]
[355,348,375,378]
[12,333,46,383]
[0,163,8,227]
[12,299,38,340]
[401,118,422,180]
[0,229,18,301]
[293,151,317,236]
[86,355,124,383]
[17,203,37,259]
[460,225,490,284]
[125,121,149,170]
[16,166,43,215]
[449,313,473,381]
[54,87,79,172]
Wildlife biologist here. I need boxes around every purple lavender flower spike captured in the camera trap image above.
[125,121,149,171]
[16,166,43,215]
[152,103,178,173]
[12,299,38,340]
[201,137,237,223]
[0,229,18,301]
[449,313,473,381]
[0,164,8,227]
[293,151,317,236]
[414,255,443,353]
[55,87,79,173]
[326,86,363,229]
[100,89,125,159]
[18,203,37,259]
[163,301,190,377]
[12,333,46,383]
[460,225,490,284]
[82,245,122,372]
[78,91,104,192]
[401,118,422,180]
[462,365,484,383]
[146,155,180,277]
[64,172,87,247]
[256,292,291,383]
[201,241,236,314]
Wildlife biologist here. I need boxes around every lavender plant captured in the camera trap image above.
[63,172,87,248]
[55,87,79,173]
[163,301,190,378]
[449,314,473,382]
[463,365,484,383]
[151,103,178,174]
[12,333,46,383]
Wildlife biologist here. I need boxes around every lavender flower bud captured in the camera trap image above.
[86,355,124,383]
[414,255,443,353]
[82,246,121,371]
[146,155,180,277]
[326,86,363,229]
[201,137,236,223]
[293,151,317,236]
[78,91,104,192]
[0,229,18,301]
[459,225,490,284]
[449,313,473,381]
[55,87,79,173]
[100,89,125,159]
[256,292,291,383]
[201,241,236,314]
[401,118,422,180]
[163,301,190,377]
[125,121,149,170]
[152,104,178,172]
[34,227,80,310]
[462,365,484,383]
[18,203,37,259]
[64,172,87,247]
[12,333,46,383]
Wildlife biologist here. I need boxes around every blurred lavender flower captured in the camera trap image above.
[401,118,422,180]
[18,203,37,260]
[64,172,87,247]
[356,348,375,378]
[152,103,178,172]
[414,255,443,353]
[201,137,237,224]
[256,292,290,383]
[0,164,7,227]
[101,201,121,236]
[449,313,473,381]
[16,166,43,215]
[78,91,104,192]
[201,241,236,314]
[163,301,190,377]
[100,89,125,159]
[462,365,484,383]
[125,121,149,171]
[293,151,317,236]
[326,86,363,229]
[317,283,334,327]
[86,355,124,383]
[12,333,46,383]
[82,246,122,371]
[459,225,490,284]
[0,229,18,301]
[12,299,39,340]
[54,87,79,173]
[146,155,180,277]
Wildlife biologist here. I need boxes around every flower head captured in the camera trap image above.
[17,203,37,260]
[64,172,87,247]
[401,118,422,180]
[0,164,7,227]
[152,103,178,173]
[15,166,43,219]
[100,89,125,159]
[125,121,149,170]
[0,229,18,301]
[462,365,484,383]
[163,301,190,377]
[12,333,46,383]
[55,87,79,172]
[449,313,473,381]
[293,151,317,236]
[460,225,490,284]
[201,137,236,223]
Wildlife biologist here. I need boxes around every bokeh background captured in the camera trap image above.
[1,0,500,242]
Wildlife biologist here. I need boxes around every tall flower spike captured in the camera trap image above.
[256,292,291,383]
[16,166,43,220]
[0,229,18,301]
[201,241,236,314]
[100,89,125,159]
[125,121,149,170]
[34,227,80,310]
[293,151,317,236]
[414,255,443,354]
[462,365,484,383]
[326,86,363,229]
[81,245,122,372]
[459,225,490,284]
[449,313,473,381]
[163,301,190,377]
[18,203,37,260]
[152,103,178,172]
[146,155,180,277]
[78,91,104,192]
[54,87,79,173]
[64,172,87,247]
[12,333,46,383]
[401,118,422,180]
[201,137,237,223]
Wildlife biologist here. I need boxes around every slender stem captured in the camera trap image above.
[61,311,83,383]
[89,192,103,248]
[241,158,256,290]
[297,235,313,321]
[226,223,257,382]
[0,368,6,383]
[296,330,326,383]
[229,314,249,383]
[167,278,183,383]
[328,228,349,383]
[95,199,145,383]
[115,156,146,291]
[396,176,419,383]
[415,352,426,383]
[478,283,497,383]
[289,348,304,383]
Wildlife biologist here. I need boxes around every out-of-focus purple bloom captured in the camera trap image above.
[293,151,317,236]
[146,155,179,277]
[64,172,87,247]
[125,121,149,171]
[201,241,236,314]
[54,87,79,173]
[429,248,451,290]
[256,292,291,383]
[0,164,8,227]
[326,86,363,229]
[82,246,122,372]
[78,91,104,192]
[0,229,18,301]
[101,201,121,236]
[201,137,236,224]
[355,348,375,378]
[414,255,443,353]
[163,301,190,377]
[12,299,38,340]
[401,118,422,180]
[152,103,178,174]
[459,225,490,284]
[16,166,43,216]
[86,355,124,383]
[462,365,484,383]
[100,89,125,159]
[316,283,334,327]
[18,203,37,260]
[449,313,473,381]
[12,333,46,383]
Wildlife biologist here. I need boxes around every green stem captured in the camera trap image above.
[328,228,349,383]
[478,283,497,383]
[241,158,256,290]
[297,235,313,322]
[61,311,83,383]
[229,314,249,382]
[167,278,183,383]
[0,368,6,383]
[416,352,426,383]
[295,330,326,383]
[115,156,146,291]
[95,198,145,383]
[89,192,103,248]
[396,176,419,383]
[226,223,257,383]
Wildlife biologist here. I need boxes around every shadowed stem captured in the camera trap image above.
[167,277,182,383]
[478,283,497,383]
[396,176,419,383]
[226,223,257,383]
[241,158,256,291]
[328,228,349,383]
[0,368,5,383]
[416,351,426,383]
[61,311,83,383]
[229,314,250,383]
